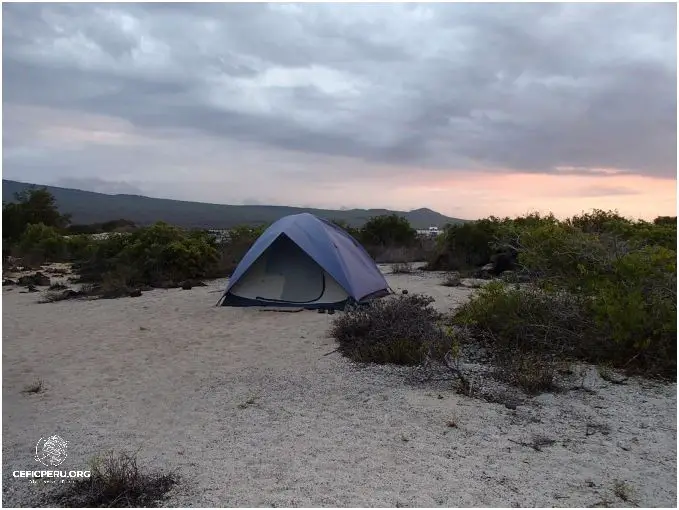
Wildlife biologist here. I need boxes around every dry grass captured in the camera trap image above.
[22,379,44,394]
[330,294,450,366]
[613,480,635,503]
[237,395,260,409]
[51,450,177,508]
[501,353,558,395]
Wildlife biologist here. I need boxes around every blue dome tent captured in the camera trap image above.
[219,213,391,309]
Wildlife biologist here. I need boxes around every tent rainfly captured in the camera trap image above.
[218,213,391,309]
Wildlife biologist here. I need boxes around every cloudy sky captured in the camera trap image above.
[3,3,677,220]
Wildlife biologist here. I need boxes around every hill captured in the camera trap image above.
[2,179,465,229]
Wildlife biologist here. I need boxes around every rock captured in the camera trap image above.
[3,279,16,286]
[180,281,193,290]
[490,251,517,275]
[129,289,142,298]
[100,287,129,299]
[18,272,51,287]
[500,271,515,282]
[516,272,532,283]
[26,284,38,293]
[441,272,461,286]
[401,289,409,295]
[460,278,491,289]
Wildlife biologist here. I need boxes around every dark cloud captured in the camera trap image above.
[2,2,676,192]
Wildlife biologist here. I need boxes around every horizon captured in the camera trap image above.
[3,3,677,221]
[6,176,675,224]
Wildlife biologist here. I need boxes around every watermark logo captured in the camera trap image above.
[35,435,68,467]
[12,435,90,483]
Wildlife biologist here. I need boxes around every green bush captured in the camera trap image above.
[74,233,133,283]
[566,209,632,234]
[65,234,95,261]
[122,223,218,284]
[359,214,417,247]
[513,221,676,377]
[515,222,612,291]
[426,214,558,271]
[75,223,219,289]
[210,225,266,277]
[329,218,362,239]
[3,187,70,243]
[429,218,504,270]
[453,282,595,358]
[588,246,676,376]
[452,244,677,381]
[330,294,451,365]
[17,223,69,265]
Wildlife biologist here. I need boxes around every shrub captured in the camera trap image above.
[65,234,95,261]
[501,352,557,395]
[2,187,70,243]
[209,225,265,277]
[451,283,594,392]
[654,216,676,226]
[452,268,676,382]
[22,379,44,394]
[587,246,676,376]
[329,294,451,365]
[453,282,596,359]
[514,222,613,291]
[359,214,417,247]
[425,215,552,271]
[367,236,437,264]
[427,218,502,270]
[74,233,133,283]
[75,223,219,288]
[122,223,218,284]
[51,450,177,507]
[566,209,632,234]
[17,223,69,265]
[67,219,137,235]
[329,218,361,239]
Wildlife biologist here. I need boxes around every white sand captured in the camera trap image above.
[2,266,676,507]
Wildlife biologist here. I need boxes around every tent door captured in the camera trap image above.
[263,235,325,303]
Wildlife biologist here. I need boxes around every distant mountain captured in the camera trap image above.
[2,180,466,229]
[52,177,146,196]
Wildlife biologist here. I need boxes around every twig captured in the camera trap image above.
[321,348,339,357]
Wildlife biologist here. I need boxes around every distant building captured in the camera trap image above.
[416,226,443,237]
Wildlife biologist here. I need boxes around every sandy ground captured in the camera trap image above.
[2,266,676,507]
